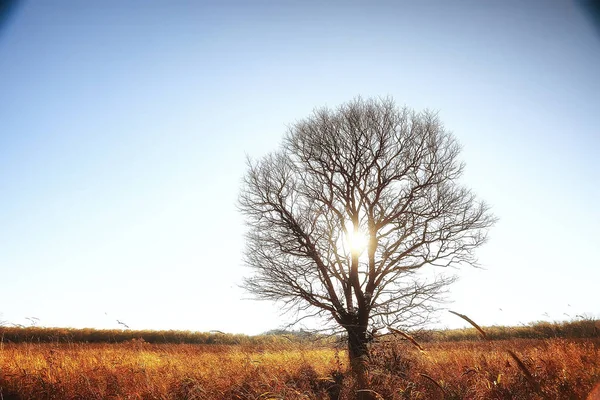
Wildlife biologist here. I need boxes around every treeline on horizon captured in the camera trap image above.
[418,318,599,342]
[0,327,321,345]
[1,319,598,344]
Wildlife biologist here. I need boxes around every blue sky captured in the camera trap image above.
[1,1,598,334]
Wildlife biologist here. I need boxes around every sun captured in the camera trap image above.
[345,228,368,255]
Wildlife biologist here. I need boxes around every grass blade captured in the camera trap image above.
[420,373,447,397]
[507,350,548,399]
[388,327,425,352]
[448,310,487,340]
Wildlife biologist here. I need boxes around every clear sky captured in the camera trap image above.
[1,1,598,335]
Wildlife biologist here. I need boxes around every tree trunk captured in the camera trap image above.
[347,325,373,400]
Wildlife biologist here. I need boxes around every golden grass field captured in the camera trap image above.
[1,330,599,399]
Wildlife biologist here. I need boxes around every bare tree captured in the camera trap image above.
[239,97,495,391]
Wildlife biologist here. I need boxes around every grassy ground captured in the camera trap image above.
[1,336,598,399]
[369,337,600,399]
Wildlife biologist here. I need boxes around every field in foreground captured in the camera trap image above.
[1,337,599,399]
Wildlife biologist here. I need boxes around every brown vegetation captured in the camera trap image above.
[419,318,600,343]
[1,328,598,399]
[0,326,313,345]
[369,338,599,399]
[1,318,597,345]
[1,340,343,400]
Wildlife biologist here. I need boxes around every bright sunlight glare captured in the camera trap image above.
[344,225,368,255]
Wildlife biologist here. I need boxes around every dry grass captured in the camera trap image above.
[370,337,600,399]
[1,336,599,399]
[0,340,344,399]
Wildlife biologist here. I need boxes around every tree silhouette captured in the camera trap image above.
[239,97,495,394]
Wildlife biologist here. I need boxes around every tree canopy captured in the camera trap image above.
[239,97,495,385]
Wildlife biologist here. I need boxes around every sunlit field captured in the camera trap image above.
[1,321,599,400]
[0,341,342,400]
